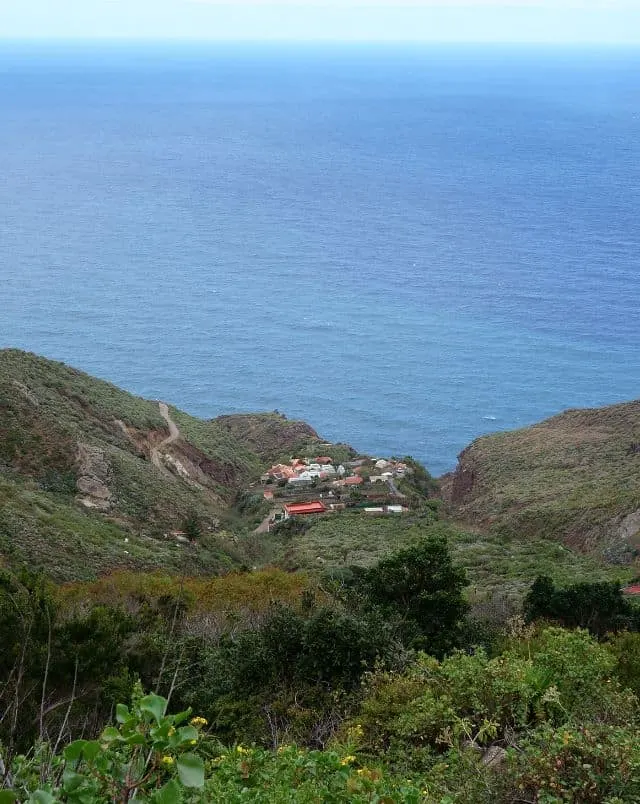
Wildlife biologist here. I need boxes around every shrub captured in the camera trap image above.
[500,723,640,803]
[5,688,206,803]
[607,630,640,697]
[524,576,637,635]
[359,535,468,655]
[353,626,639,769]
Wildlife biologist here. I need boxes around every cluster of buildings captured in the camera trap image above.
[258,455,412,530]
[261,457,410,489]
[273,500,407,525]
[261,457,347,487]
[353,458,410,482]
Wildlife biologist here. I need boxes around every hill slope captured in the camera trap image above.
[441,400,640,565]
[0,350,322,579]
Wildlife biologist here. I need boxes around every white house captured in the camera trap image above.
[288,475,313,486]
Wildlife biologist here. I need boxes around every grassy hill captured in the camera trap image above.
[2,349,638,590]
[441,400,640,567]
[0,350,321,580]
[259,511,632,611]
[213,412,321,463]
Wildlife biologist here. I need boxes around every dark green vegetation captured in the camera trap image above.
[442,400,640,564]
[524,575,640,635]
[1,551,639,801]
[2,350,640,801]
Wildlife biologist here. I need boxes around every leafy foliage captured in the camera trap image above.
[524,575,640,635]
[6,688,206,803]
[357,535,469,654]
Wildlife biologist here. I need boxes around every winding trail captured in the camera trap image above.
[151,402,180,472]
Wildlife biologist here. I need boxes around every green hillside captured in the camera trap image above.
[0,350,317,579]
[441,400,640,567]
[260,512,631,609]
[2,349,639,588]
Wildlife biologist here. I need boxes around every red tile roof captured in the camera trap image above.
[284,501,327,516]
[268,464,297,479]
[315,457,333,464]
[622,584,640,595]
[344,475,364,485]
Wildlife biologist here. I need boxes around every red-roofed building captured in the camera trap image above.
[315,457,333,465]
[344,475,363,486]
[284,501,327,518]
[267,464,297,481]
[622,584,640,596]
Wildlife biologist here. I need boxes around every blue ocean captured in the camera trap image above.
[1,43,639,475]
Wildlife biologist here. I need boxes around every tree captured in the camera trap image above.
[360,536,468,655]
[524,575,637,636]
[182,513,202,542]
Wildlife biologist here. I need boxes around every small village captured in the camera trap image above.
[255,454,412,532]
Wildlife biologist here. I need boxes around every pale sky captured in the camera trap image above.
[1,1,640,43]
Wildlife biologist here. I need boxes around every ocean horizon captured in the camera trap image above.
[1,42,639,475]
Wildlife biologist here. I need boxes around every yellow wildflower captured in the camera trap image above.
[190,716,208,727]
[167,726,176,736]
[160,756,175,767]
[189,739,197,745]
[340,755,356,766]
[236,745,249,754]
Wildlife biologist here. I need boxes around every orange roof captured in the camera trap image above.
[263,491,274,500]
[315,457,333,464]
[268,464,297,478]
[344,475,363,485]
[284,501,327,516]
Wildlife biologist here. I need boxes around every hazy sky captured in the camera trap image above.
[1,1,640,43]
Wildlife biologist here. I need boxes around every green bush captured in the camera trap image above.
[607,630,640,697]
[5,687,206,803]
[353,626,638,769]
[500,723,640,803]
[358,535,468,655]
[525,575,638,635]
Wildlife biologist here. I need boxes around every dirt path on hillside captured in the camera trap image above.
[151,402,180,472]
[255,505,286,534]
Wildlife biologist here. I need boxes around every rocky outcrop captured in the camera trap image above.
[214,413,321,463]
[447,449,477,505]
[75,443,112,510]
